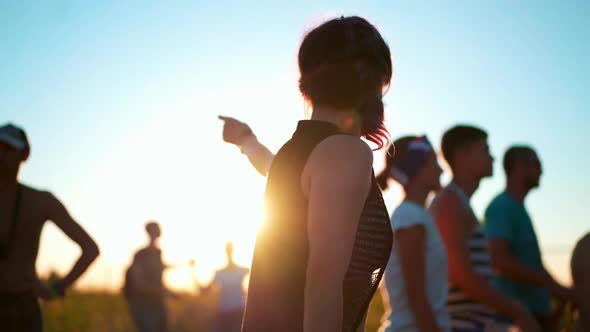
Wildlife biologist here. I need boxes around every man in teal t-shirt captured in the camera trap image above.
[484,146,575,332]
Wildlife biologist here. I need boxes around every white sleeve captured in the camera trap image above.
[239,135,274,175]
[390,205,426,232]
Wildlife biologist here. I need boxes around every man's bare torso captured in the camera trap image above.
[0,184,51,293]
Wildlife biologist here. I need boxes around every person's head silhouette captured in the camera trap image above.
[503,146,542,191]
[225,241,235,265]
[0,123,30,178]
[145,221,161,246]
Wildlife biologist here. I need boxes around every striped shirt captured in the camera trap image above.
[431,183,496,332]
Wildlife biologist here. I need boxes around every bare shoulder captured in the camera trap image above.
[20,184,65,216]
[20,183,53,204]
[431,187,463,213]
[431,187,470,229]
[310,135,373,167]
[438,187,463,205]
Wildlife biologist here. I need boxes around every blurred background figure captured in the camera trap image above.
[201,242,249,332]
[430,126,539,332]
[376,136,450,332]
[123,221,175,332]
[0,123,100,332]
[571,232,590,332]
[485,146,576,332]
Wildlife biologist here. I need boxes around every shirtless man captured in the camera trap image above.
[0,123,100,332]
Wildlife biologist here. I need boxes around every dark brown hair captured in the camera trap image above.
[441,125,487,169]
[298,16,392,149]
[503,145,536,175]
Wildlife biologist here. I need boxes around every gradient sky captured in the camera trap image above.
[2,1,589,290]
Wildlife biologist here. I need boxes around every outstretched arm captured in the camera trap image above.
[46,192,100,294]
[219,116,274,176]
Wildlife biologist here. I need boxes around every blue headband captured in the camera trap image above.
[390,136,433,185]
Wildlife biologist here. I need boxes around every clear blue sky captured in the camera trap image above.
[2,1,589,288]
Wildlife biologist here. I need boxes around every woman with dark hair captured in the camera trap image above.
[376,136,450,332]
[241,16,394,332]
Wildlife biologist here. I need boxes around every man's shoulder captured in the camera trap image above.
[135,246,160,257]
[487,192,515,211]
[20,183,58,207]
[430,187,464,213]
[20,183,50,197]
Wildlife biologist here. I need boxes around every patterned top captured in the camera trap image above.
[242,120,393,332]
[432,183,496,331]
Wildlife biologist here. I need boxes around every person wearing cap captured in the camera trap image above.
[484,146,576,332]
[0,123,100,332]
[375,136,450,332]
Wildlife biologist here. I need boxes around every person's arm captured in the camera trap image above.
[396,225,439,332]
[432,193,539,332]
[485,204,575,303]
[302,135,373,332]
[218,115,274,176]
[199,270,220,295]
[239,135,274,175]
[46,192,100,294]
[488,239,574,302]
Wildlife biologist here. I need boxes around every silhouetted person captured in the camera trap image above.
[202,242,249,332]
[242,16,393,332]
[430,126,539,332]
[571,232,590,332]
[484,146,575,332]
[0,123,100,332]
[376,136,450,332]
[124,221,173,332]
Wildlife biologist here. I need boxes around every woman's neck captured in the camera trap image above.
[404,184,431,208]
[310,107,361,136]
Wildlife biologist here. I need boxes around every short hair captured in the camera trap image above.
[441,125,487,168]
[144,220,160,233]
[503,145,536,175]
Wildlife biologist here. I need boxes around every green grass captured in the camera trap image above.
[42,290,578,332]
[43,290,386,332]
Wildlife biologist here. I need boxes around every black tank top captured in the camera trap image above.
[242,120,392,332]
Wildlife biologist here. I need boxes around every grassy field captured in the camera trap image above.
[42,290,386,332]
[42,290,578,332]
